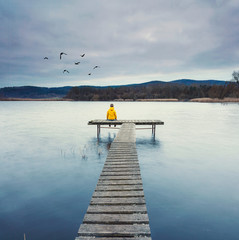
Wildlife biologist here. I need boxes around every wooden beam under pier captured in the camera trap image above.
[88,119,164,138]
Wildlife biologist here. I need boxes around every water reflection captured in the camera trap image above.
[136,136,161,147]
[94,133,116,151]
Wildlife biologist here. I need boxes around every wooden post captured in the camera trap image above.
[97,124,101,138]
[152,124,156,138]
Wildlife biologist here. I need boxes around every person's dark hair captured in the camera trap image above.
[110,104,114,107]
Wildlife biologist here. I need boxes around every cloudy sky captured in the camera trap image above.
[0,0,239,88]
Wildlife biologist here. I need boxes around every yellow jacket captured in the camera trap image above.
[107,107,117,120]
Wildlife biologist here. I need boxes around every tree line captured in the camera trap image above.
[65,82,239,101]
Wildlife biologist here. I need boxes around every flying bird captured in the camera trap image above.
[80,54,85,57]
[63,70,69,73]
[88,73,91,75]
[93,65,100,69]
[75,62,81,65]
[60,52,67,59]
[44,57,48,59]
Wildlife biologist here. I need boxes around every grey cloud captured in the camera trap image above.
[1,0,239,87]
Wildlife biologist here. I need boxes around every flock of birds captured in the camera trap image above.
[43,52,100,76]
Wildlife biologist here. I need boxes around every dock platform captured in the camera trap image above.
[88,119,164,138]
[76,123,152,240]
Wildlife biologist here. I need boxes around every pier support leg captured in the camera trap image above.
[152,124,156,138]
[97,125,101,138]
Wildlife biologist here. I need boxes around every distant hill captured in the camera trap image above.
[170,79,226,86]
[0,86,72,99]
[0,79,227,99]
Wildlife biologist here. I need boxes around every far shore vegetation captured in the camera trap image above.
[1,72,239,102]
[64,82,239,101]
[65,71,239,101]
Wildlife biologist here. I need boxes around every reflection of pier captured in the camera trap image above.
[76,123,155,239]
[88,119,164,138]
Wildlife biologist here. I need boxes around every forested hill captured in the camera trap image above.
[1,79,238,100]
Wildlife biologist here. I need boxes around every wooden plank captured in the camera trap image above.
[103,166,140,170]
[102,167,140,170]
[106,158,139,161]
[104,161,139,165]
[102,166,140,170]
[107,155,138,158]
[107,152,138,155]
[100,171,141,176]
[108,150,137,152]
[101,169,141,173]
[99,175,141,181]
[76,237,152,240]
[83,213,149,224]
[104,163,139,166]
[95,185,143,191]
[78,224,151,237]
[76,237,151,240]
[97,180,143,185]
[88,119,164,125]
[87,204,148,214]
[90,197,145,205]
[93,190,144,198]
[109,146,137,149]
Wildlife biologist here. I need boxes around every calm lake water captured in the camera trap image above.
[0,101,239,240]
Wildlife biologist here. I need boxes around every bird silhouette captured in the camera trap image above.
[88,73,91,75]
[80,54,85,57]
[75,62,80,65]
[60,52,67,59]
[63,70,69,73]
[44,57,48,59]
[93,65,100,69]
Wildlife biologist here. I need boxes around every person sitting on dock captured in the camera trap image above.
[107,104,117,127]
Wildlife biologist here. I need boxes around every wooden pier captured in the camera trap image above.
[76,123,152,240]
[88,119,164,138]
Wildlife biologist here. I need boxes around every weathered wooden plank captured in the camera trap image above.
[103,166,140,170]
[100,172,141,176]
[104,162,139,165]
[105,158,139,162]
[106,155,138,158]
[95,185,143,191]
[88,119,164,125]
[106,156,138,159]
[104,163,139,166]
[99,175,142,180]
[104,163,139,167]
[97,180,143,185]
[107,152,137,155]
[108,149,137,152]
[90,197,145,205]
[99,175,141,181]
[87,204,148,214]
[108,146,136,149]
[78,224,151,237]
[110,144,136,148]
[93,190,144,198]
[107,155,138,157]
[83,213,149,224]
[76,237,152,240]
[101,169,141,174]
[109,148,137,150]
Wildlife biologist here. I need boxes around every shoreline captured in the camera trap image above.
[0,97,239,103]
